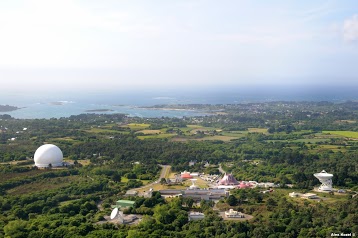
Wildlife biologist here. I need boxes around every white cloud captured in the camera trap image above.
[343,15,358,42]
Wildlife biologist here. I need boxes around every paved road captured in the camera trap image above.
[158,165,171,181]
[218,163,226,174]
[128,165,171,194]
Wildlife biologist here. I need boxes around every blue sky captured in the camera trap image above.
[0,0,357,91]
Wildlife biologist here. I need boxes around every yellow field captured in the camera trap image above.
[248,128,268,133]
[135,129,162,135]
[323,131,358,138]
[125,123,150,130]
[172,135,238,142]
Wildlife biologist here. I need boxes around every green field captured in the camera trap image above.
[323,131,358,138]
[84,128,124,134]
[125,123,150,130]
[195,135,238,141]
[221,131,247,137]
[291,138,330,143]
[137,133,175,140]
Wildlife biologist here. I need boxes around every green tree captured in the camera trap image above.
[4,220,29,238]
[227,195,238,206]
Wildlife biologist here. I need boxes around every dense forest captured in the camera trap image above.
[0,101,357,237]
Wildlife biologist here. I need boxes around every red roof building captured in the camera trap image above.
[181,171,193,179]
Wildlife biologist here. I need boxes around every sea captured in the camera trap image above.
[1,85,357,119]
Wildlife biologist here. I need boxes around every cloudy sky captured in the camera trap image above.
[0,0,357,92]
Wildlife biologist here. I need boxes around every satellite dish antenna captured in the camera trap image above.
[189,179,198,189]
[314,170,334,191]
[110,207,119,220]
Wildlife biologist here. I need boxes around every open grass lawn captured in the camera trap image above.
[323,131,358,139]
[183,177,209,189]
[7,175,87,195]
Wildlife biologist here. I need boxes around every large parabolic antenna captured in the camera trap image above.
[110,208,119,220]
[314,170,334,191]
[189,179,198,189]
[110,207,124,223]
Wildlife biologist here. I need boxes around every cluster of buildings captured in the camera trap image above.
[216,173,278,190]
[188,209,245,221]
[159,188,229,201]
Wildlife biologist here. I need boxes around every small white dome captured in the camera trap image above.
[34,144,63,167]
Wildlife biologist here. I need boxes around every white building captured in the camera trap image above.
[289,192,300,197]
[188,212,205,221]
[301,193,318,199]
[225,209,245,218]
[288,192,318,199]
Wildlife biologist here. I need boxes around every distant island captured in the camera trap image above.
[0,104,20,112]
[85,109,114,112]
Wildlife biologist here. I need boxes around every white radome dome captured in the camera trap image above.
[34,144,63,167]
